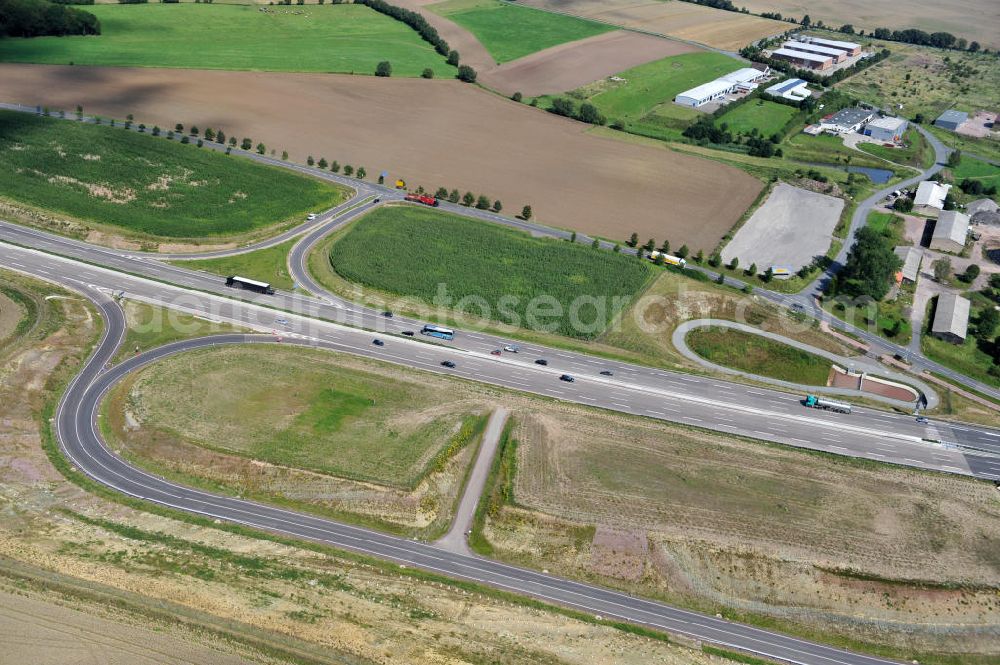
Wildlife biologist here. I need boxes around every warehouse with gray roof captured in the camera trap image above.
[931,293,971,344]
[934,109,968,131]
[930,210,970,253]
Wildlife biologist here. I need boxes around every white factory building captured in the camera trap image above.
[913,181,952,215]
[674,67,770,107]
[764,78,811,101]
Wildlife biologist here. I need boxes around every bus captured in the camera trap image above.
[421,324,455,340]
[226,275,275,295]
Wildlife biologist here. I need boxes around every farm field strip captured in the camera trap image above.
[517,0,788,51]
[0,4,457,77]
[429,0,613,63]
[0,109,345,241]
[0,63,763,250]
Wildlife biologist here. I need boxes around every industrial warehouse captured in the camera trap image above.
[769,35,864,71]
[674,66,770,107]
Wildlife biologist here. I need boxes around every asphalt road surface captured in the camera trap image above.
[4,238,999,481]
[54,285,906,665]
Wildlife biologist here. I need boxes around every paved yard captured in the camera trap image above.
[721,182,844,272]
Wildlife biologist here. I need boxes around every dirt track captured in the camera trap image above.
[0,64,761,250]
[479,30,697,96]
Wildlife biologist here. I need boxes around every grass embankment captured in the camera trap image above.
[714,98,798,137]
[327,205,654,339]
[113,345,483,487]
[922,293,1000,388]
[114,300,249,363]
[169,237,300,292]
[858,128,933,169]
[0,110,345,242]
[0,3,456,77]
[536,51,740,141]
[685,326,832,385]
[474,398,1000,665]
[429,0,611,63]
[782,132,901,172]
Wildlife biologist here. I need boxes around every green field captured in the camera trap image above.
[0,4,455,77]
[170,238,300,292]
[948,157,1000,201]
[685,326,832,385]
[429,0,611,63]
[119,345,484,487]
[539,52,738,140]
[715,98,798,137]
[0,110,344,239]
[328,206,654,339]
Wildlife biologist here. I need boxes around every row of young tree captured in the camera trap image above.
[0,0,100,37]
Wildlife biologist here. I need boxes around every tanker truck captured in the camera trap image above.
[803,394,852,414]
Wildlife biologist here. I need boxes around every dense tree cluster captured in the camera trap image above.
[0,0,100,36]
[547,98,606,126]
[676,0,738,11]
[871,27,964,50]
[958,178,998,196]
[354,0,449,56]
[828,227,901,302]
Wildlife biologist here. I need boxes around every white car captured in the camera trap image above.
[306,213,317,221]
[503,345,519,353]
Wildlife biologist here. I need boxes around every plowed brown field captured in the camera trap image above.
[479,30,697,96]
[0,64,761,250]
[520,0,788,51]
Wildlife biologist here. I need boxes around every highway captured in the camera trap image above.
[5,237,1000,481]
[44,281,907,665]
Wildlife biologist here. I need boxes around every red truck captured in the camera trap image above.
[404,193,439,207]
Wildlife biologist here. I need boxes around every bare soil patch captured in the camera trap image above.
[0,64,762,250]
[519,0,788,50]
[480,29,697,96]
[0,291,24,344]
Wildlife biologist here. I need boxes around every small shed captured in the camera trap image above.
[930,210,970,253]
[893,246,922,283]
[934,109,968,131]
[931,293,970,344]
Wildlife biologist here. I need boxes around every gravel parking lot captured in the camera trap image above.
[721,182,844,272]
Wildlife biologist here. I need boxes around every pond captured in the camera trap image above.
[987,248,1000,266]
[802,162,895,184]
